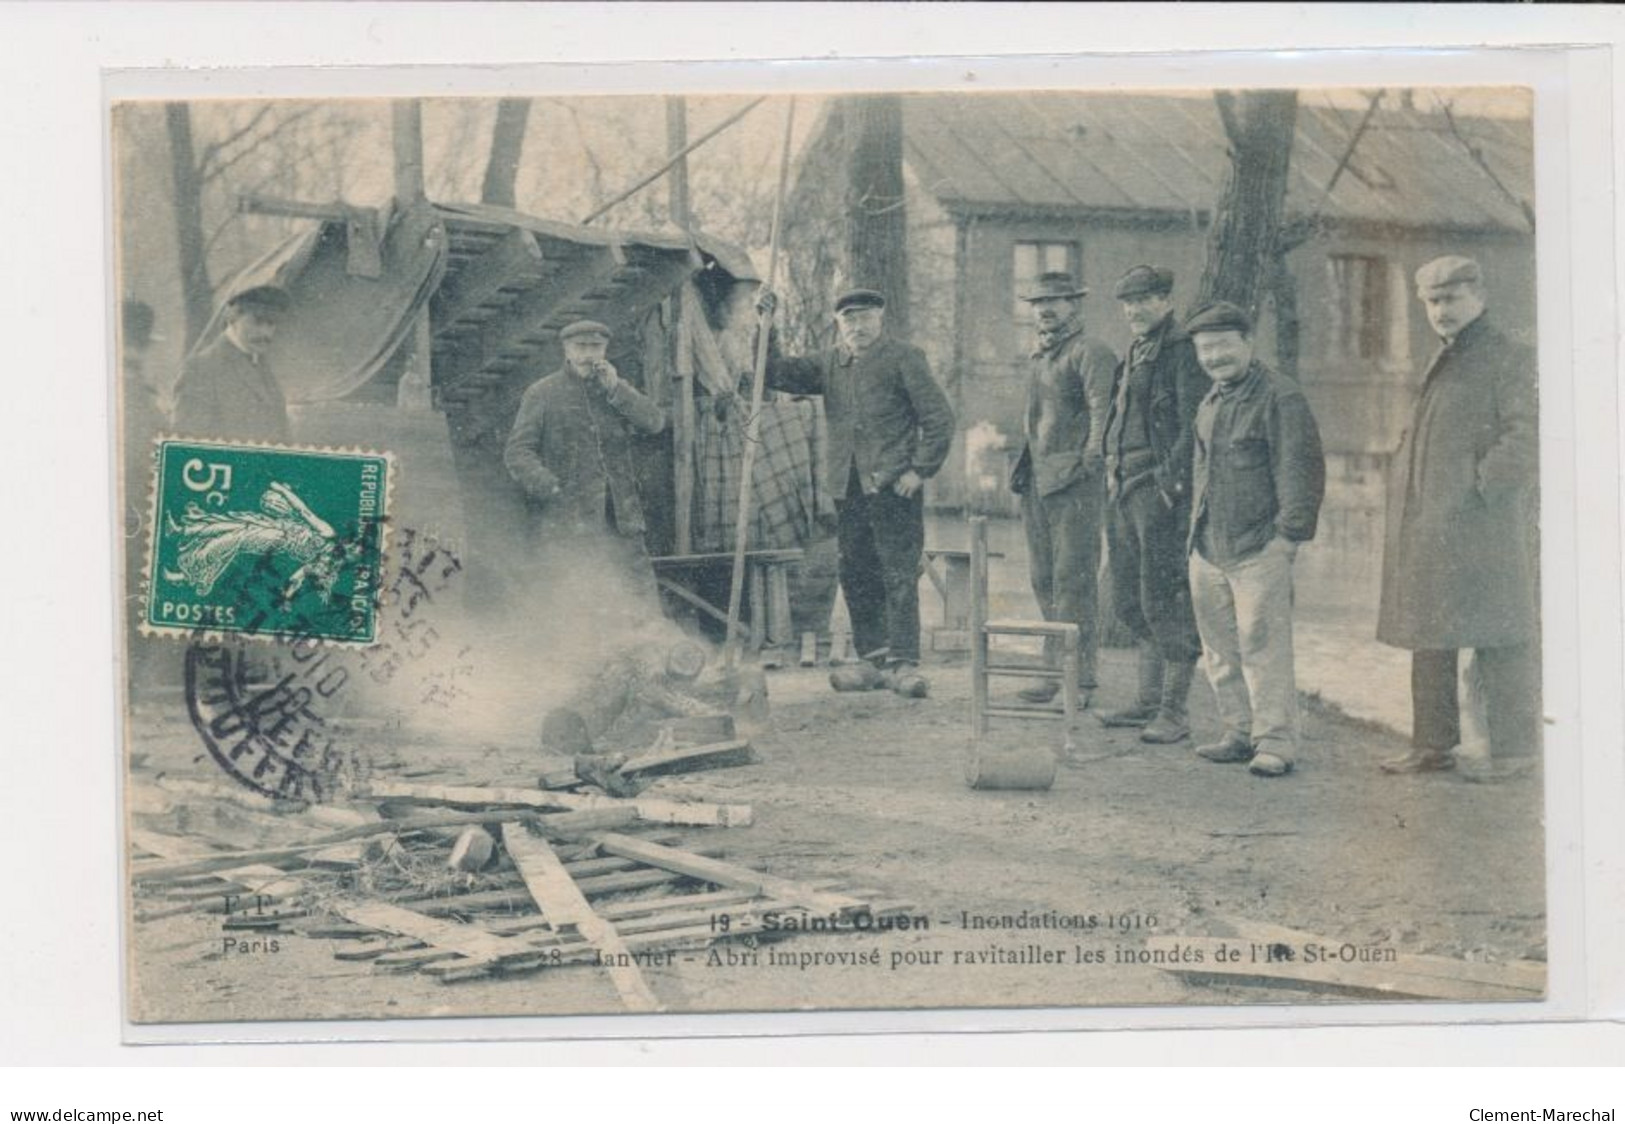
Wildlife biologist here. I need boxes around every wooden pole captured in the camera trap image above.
[668,97,695,555]
[392,99,425,206]
[665,96,691,227]
[723,97,797,670]
[581,96,765,225]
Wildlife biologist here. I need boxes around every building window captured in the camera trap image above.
[1327,253,1395,361]
[1012,240,1080,330]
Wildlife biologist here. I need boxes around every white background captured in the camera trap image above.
[2,0,1623,1094]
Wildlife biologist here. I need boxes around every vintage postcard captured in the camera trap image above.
[113,83,1549,1027]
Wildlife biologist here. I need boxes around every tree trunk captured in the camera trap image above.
[480,98,531,208]
[843,95,908,339]
[164,103,213,350]
[1270,249,1301,381]
[1199,91,1298,323]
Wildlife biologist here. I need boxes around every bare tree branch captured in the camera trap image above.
[1436,94,1535,231]
[196,104,275,174]
[199,105,322,185]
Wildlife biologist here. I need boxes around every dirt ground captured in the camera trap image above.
[124,635,1546,1030]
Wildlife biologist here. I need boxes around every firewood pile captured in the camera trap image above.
[129,706,906,1012]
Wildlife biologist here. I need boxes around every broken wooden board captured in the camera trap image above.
[328,898,535,965]
[1219,918,1545,999]
[130,830,316,922]
[364,779,752,828]
[131,806,634,882]
[1142,921,1545,1003]
[424,897,918,983]
[340,879,795,971]
[594,833,865,917]
[618,739,755,779]
[500,823,663,1012]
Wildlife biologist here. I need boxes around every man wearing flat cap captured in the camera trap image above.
[173,284,294,443]
[1377,256,1540,776]
[1098,265,1210,741]
[1008,271,1118,705]
[757,286,955,694]
[504,321,667,589]
[1185,300,1325,778]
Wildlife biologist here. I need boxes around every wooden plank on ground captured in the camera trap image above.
[1143,934,1541,1003]
[595,833,864,915]
[365,780,752,828]
[130,807,633,882]
[1221,919,1545,997]
[501,823,663,1012]
[329,899,529,964]
[129,829,308,897]
[618,739,755,779]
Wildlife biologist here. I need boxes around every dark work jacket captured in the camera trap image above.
[1009,322,1118,497]
[766,336,955,497]
[1190,361,1325,564]
[172,333,291,444]
[504,368,666,536]
[1103,315,1210,503]
[1376,315,1539,649]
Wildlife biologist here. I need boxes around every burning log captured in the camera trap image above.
[540,640,722,755]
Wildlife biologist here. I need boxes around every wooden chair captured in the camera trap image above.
[969,516,1079,750]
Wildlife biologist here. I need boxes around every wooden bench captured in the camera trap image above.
[651,549,804,662]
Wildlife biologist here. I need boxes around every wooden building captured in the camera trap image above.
[781,90,1535,614]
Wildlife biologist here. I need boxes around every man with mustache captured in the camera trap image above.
[1185,301,1325,778]
[1376,256,1540,777]
[1008,271,1119,707]
[1099,266,1210,743]
[504,319,668,605]
[758,287,955,696]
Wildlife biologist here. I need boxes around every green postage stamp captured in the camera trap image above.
[142,440,391,644]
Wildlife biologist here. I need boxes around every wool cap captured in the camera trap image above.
[1114,265,1175,301]
[834,288,886,313]
[1020,271,1088,302]
[1184,300,1252,337]
[560,319,613,342]
[1415,255,1483,296]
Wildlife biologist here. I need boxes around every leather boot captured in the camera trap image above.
[1099,643,1163,727]
[1140,658,1195,744]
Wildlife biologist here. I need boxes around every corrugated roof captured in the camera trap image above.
[902,92,1532,232]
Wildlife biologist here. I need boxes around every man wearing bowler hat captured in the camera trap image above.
[1009,271,1118,706]
[504,319,667,585]
[1099,266,1210,742]
[1377,256,1540,776]
[757,286,955,695]
[1185,300,1324,778]
[173,283,294,443]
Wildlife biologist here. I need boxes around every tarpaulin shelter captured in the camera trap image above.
[213,196,829,643]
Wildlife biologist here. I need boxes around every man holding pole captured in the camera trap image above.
[756,287,956,695]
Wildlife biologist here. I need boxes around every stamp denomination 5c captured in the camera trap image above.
[143,440,390,644]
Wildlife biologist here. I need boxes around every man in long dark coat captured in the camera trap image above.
[1377,256,1540,774]
[1099,265,1210,742]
